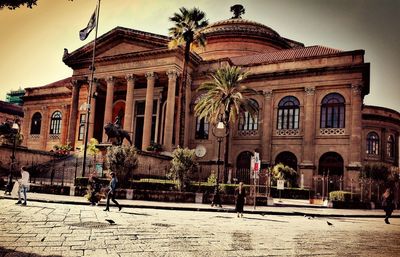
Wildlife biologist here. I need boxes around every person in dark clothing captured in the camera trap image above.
[90,176,101,206]
[382,187,395,224]
[235,182,246,218]
[104,172,121,211]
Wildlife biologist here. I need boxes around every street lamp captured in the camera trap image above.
[5,121,20,195]
[211,116,229,207]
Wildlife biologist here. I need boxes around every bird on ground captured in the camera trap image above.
[327,221,334,226]
[105,219,116,225]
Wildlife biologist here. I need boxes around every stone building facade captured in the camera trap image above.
[21,14,400,190]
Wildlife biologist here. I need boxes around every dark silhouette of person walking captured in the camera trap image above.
[235,182,246,218]
[382,187,395,224]
[104,172,121,211]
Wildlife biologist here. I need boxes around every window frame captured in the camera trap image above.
[320,93,345,129]
[277,96,300,130]
[366,132,380,155]
[30,112,42,135]
[49,111,62,135]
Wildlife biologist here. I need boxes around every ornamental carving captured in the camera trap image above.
[320,128,345,135]
[145,72,157,79]
[305,87,315,95]
[351,84,362,95]
[262,90,273,99]
[276,129,300,136]
[106,76,115,85]
[125,74,136,83]
[166,70,179,79]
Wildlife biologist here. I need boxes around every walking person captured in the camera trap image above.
[104,172,121,211]
[235,182,246,218]
[15,166,30,206]
[382,187,395,224]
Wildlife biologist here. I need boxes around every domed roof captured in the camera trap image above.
[195,18,299,60]
[200,18,281,39]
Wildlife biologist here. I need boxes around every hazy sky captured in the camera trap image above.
[0,0,399,112]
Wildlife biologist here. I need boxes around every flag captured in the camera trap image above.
[79,7,97,41]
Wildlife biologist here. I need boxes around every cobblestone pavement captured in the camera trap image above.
[1,199,399,257]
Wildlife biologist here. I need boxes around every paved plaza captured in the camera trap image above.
[0,198,400,257]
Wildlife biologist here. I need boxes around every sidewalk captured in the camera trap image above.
[1,190,397,218]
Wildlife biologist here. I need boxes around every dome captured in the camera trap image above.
[195,18,295,60]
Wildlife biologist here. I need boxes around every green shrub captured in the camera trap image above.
[329,191,352,202]
[168,147,198,191]
[207,171,216,185]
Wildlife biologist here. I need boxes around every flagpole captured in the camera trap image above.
[82,0,101,178]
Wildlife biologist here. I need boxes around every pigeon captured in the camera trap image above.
[40,237,45,242]
[105,219,116,225]
[327,221,334,226]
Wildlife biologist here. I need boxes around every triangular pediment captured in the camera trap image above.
[97,41,153,58]
[63,27,170,65]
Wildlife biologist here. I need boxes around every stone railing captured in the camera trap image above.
[237,130,259,137]
[319,128,345,135]
[276,129,300,136]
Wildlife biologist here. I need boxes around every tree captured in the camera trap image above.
[272,163,297,187]
[105,145,138,188]
[194,65,259,176]
[168,147,198,191]
[168,7,209,146]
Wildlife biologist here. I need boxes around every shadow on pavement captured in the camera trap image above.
[0,246,62,257]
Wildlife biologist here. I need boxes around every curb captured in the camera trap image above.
[1,195,397,219]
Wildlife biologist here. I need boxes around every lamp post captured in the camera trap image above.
[211,117,228,207]
[5,121,20,194]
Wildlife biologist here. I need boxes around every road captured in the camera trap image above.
[0,199,399,257]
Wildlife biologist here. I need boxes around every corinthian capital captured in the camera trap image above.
[263,90,273,99]
[125,74,136,83]
[166,70,179,79]
[305,87,315,95]
[145,72,158,79]
[351,83,363,95]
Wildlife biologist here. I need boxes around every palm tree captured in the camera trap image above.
[194,65,259,181]
[168,7,208,146]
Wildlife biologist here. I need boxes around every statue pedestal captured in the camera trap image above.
[95,143,112,177]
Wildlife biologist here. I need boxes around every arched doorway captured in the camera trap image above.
[275,151,297,171]
[318,152,344,176]
[318,152,344,192]
[236,151,253,184]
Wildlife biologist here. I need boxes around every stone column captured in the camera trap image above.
[142,72,156,150]
[301,87,316,189]
[164,70,178,151]
[261,90,273,165]
[349,84,363,168]
[123,74,136,134]
[67,80,80,147]
[183,74,192,147]
[103,76,115,141]
[88,80,97,140]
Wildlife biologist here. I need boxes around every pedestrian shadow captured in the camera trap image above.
[0,246,62,257]
[121,210,151,216]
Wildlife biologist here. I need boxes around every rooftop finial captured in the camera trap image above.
[230,4,245,19]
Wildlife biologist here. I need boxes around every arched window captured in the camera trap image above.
[320,93,345,128]
[366,132,379,155]
[30,112,42,135]
[50,111,62,135]
[387,135,395,158]
[277,96,300,130]
[238,99,259,131]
